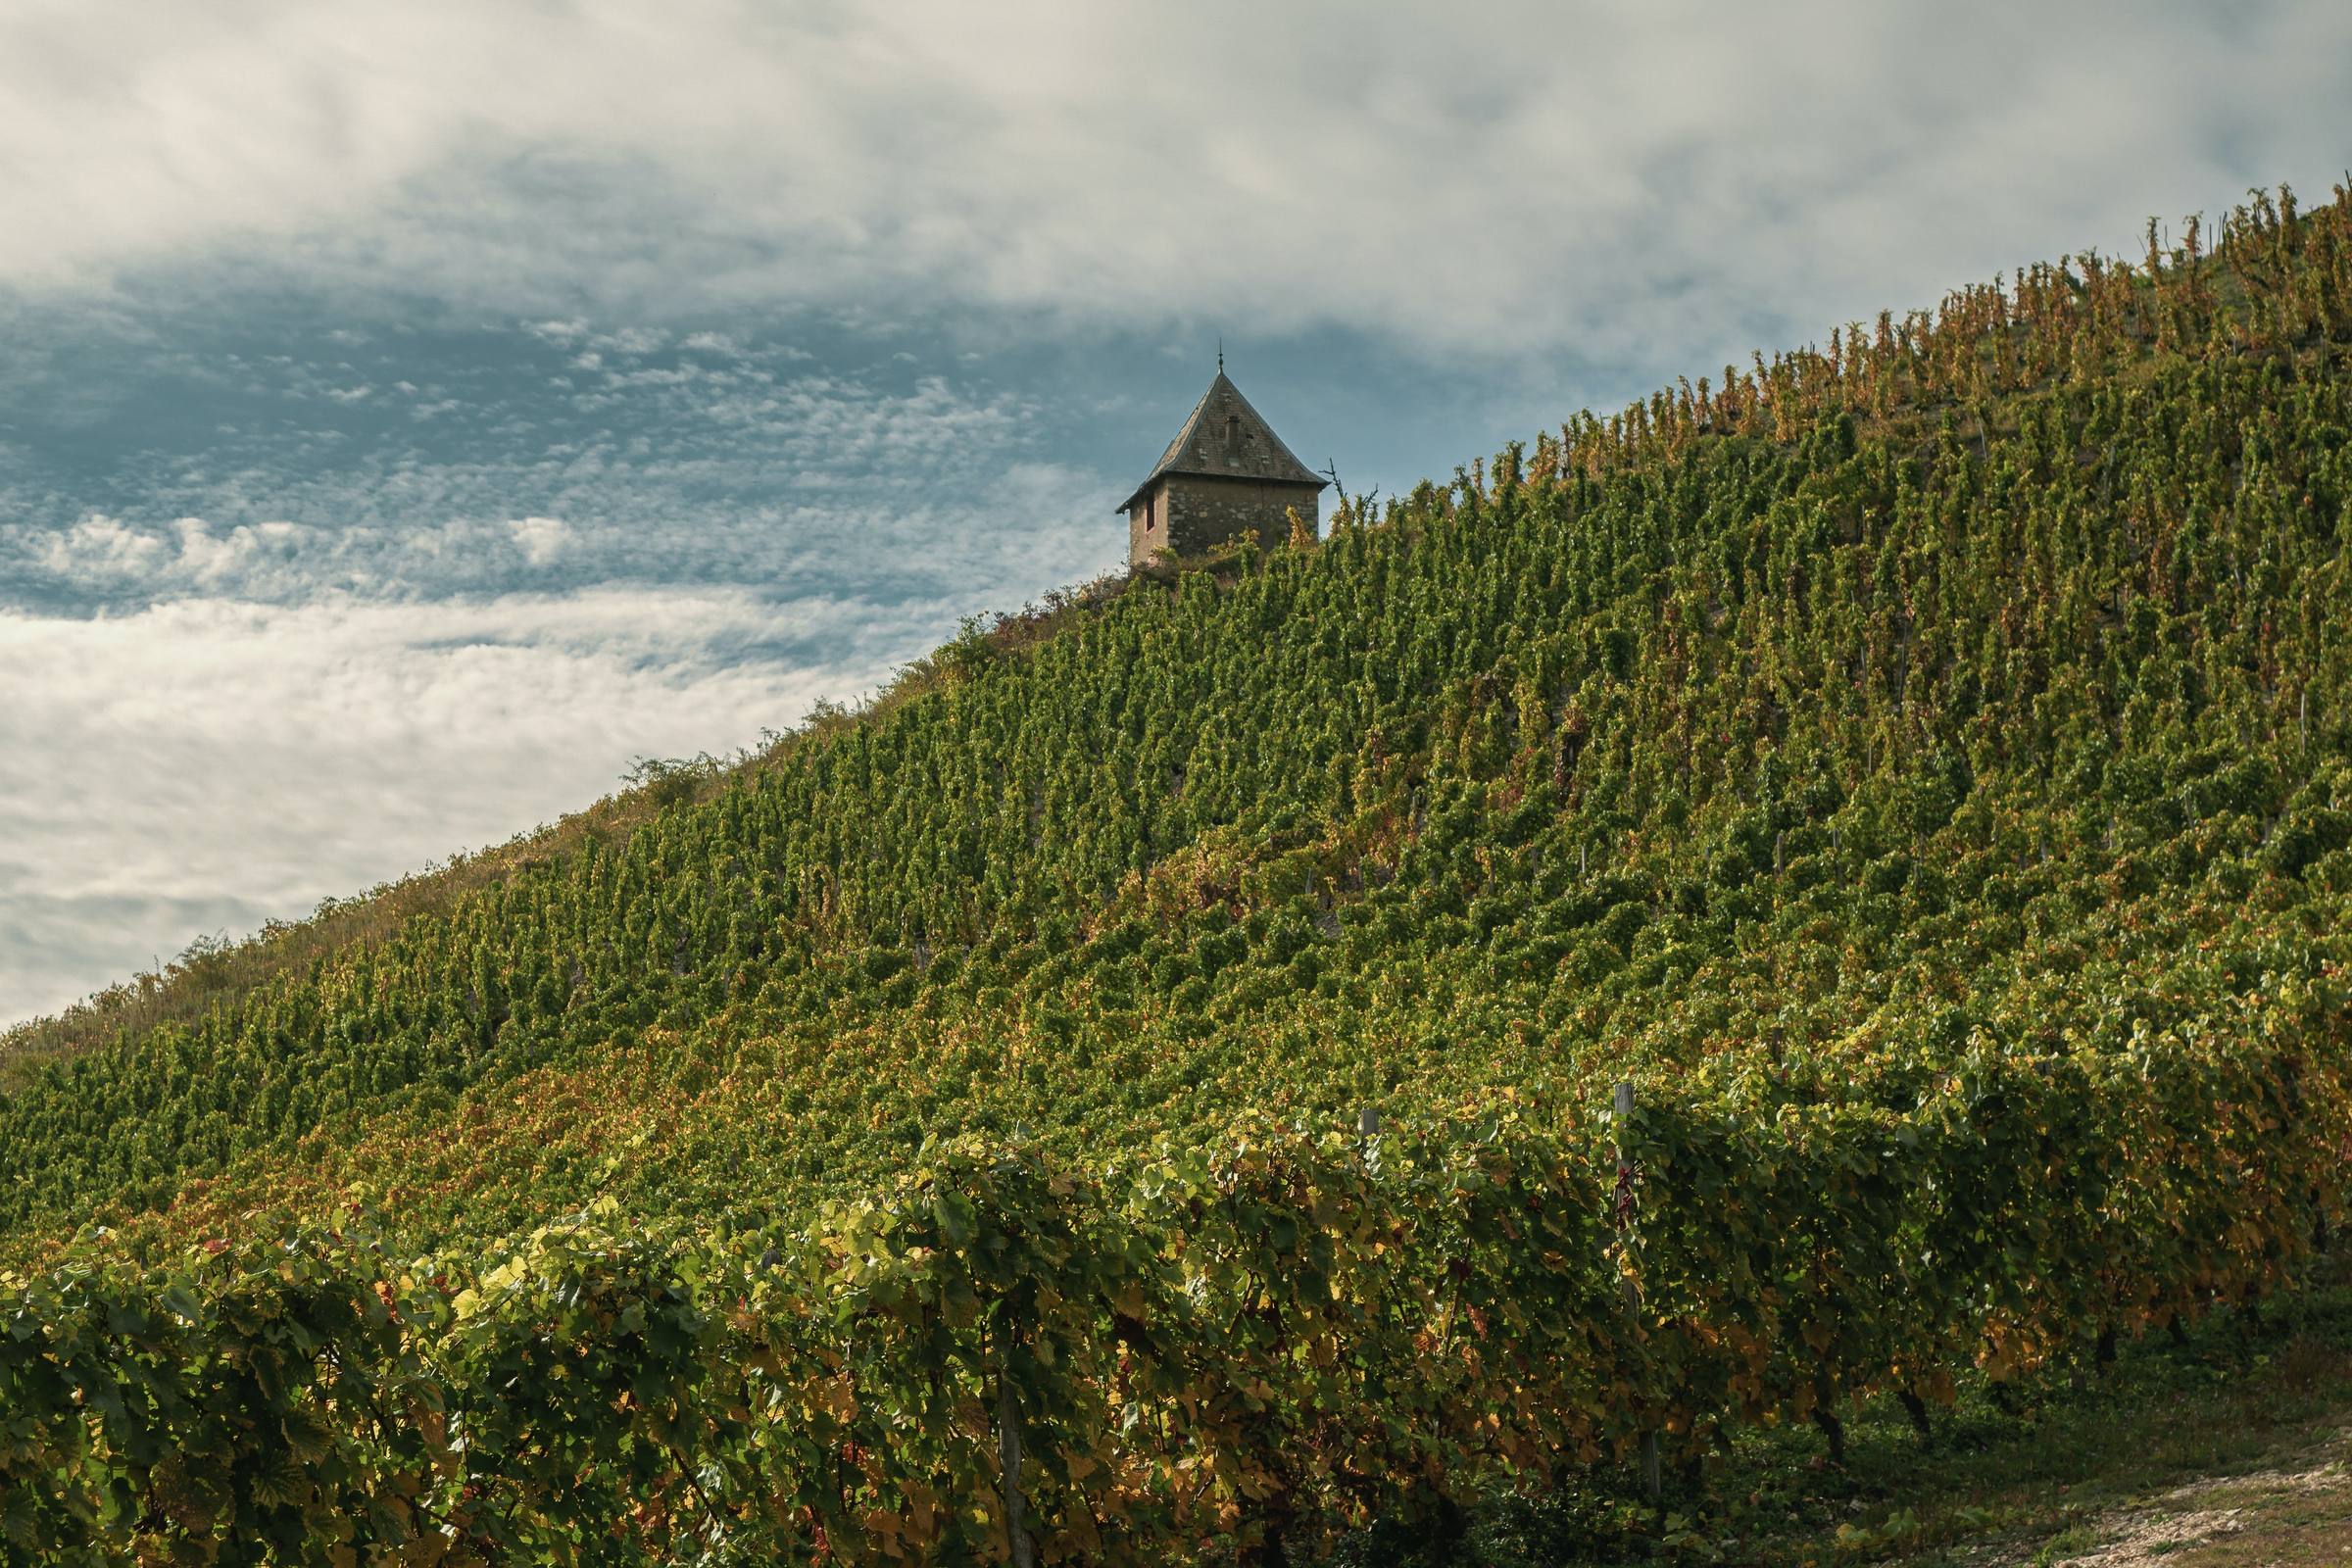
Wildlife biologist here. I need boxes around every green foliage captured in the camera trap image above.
[623,756,722,814]
[6,1019,2346,1564]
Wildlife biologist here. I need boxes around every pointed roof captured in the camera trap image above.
[1115,370,1327,514]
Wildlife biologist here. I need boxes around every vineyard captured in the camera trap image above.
[4,182,2352,1564]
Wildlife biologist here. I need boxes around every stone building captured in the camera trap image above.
[1117,367,1327,568]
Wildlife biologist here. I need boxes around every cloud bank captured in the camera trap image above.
[4,2,2345,361]
[0,588,943,1023]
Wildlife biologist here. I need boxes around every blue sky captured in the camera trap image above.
[3,0,2348,1024]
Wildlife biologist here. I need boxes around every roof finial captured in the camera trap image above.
[1217,337,1223,373]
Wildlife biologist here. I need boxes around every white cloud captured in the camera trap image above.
[0,587,956,1025]
[0,2,2341,361]
[37,514,167,577]
[508,514,570,565]
[592,327,669,356]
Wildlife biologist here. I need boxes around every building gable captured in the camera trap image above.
[1115,371,1324,514]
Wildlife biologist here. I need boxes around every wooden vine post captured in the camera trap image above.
[1612,1080,1661,1499]
[999,1310,1034,1568]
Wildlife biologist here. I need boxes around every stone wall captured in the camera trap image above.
[1127,488,1167,564]
[1133,476,1322,566]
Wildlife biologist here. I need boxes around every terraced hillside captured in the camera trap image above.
[4,184,2350,1566]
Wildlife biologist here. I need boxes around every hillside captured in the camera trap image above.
[5,183,2351,1565]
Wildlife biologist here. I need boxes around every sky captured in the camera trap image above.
[2,0,2348,1026]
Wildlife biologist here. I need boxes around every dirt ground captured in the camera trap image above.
[1961,1429,2352,1567]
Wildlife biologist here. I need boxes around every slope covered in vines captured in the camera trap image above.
[3,185,2350,1256]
